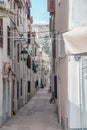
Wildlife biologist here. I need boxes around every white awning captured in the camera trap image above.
[63,26,87,55]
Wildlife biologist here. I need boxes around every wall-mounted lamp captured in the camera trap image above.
[74,55,81,61]
[21,49,28,61]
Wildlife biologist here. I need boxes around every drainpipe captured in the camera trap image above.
[79,56,83,130]
[51,14,55,92]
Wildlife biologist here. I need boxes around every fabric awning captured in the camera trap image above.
[63,26,87,55]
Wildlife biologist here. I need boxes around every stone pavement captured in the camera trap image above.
[0,87,62,130]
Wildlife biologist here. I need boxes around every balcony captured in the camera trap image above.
[14,0,22,8]
[30,16,33,24]
[14,0,20,3]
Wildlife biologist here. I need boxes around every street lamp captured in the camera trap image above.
[21,49,28,61]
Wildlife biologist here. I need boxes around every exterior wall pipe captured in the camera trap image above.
[50,14,55,92]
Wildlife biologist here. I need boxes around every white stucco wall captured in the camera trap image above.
[55,0,87,129]
[55,0,69,33]
[0,10,12,125]
[70,0,87,28]
[68,56,80,129]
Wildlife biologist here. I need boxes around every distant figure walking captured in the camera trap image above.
[49,91,55,103]
[48,86,51,93]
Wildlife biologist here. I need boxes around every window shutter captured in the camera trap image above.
[17,44,19,62]
[0,19,3,48]
[28,31,30,44]
[27,55,31,68]
[7,26,10,55]
[27,8,31,20]
[27,81,31,93]
[17,82,19,99]
[54,75,57,99]
[20,79,22,96]
[53,35,56,58]
[17,16,19,26]
[35,47,36,56]
[32,60,34,70]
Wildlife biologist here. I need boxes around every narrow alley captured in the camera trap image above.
[0,87,61,130]
[0,0,87,130]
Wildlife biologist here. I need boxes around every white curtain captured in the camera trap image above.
[63,26,87,55]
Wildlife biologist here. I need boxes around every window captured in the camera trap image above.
[17,44,19,62]
[20,44,22,61]
[14,3,16,10]
[27,55,31,69]
[20,8,22,24]
[20,17,22,24]
[17,16,19,26]
[17,82,19,99]
[20,79,22,96]
[0,18,3,48]
[27,8,31,20]
[7,26,10,56]
[53,34,56,58]
[28,81,30,93]
[35,47,37,56]
[28,31,30,44]
[54,76,57,99]
[17,10,19,27]
[10,0,13,9]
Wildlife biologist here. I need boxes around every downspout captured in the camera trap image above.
[51,14,55,92]
[79,56,83,130]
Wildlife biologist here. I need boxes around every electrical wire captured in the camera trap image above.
[23,30,51,34]
[0,29,54,34]
[0,35,64,41]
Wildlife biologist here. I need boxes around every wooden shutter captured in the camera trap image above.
[27,8,31,20]
[17,16,19,26]
[28,31,30,44]
[20,79,22,96]
[32,60,34,70]
[0,19,3,48]
[17,44,19,62]
[7,26,10,55]
[53,35,56,58]
[54,75,57,99]
[27,81,31,93]
[17,82,19,99]
[27,55,31,68]
[35,47,36,56]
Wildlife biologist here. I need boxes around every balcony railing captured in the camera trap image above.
[14,0,22,8]
[14,0,20,3]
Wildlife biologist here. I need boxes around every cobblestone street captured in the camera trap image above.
[0,87,61,130]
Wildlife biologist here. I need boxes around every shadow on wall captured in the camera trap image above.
[69,100,87,130]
